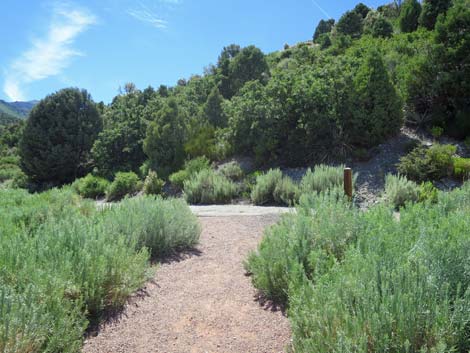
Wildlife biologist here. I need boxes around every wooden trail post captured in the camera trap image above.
[344,167,353,200]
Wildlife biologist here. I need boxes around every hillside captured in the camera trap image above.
[0,100,36,124]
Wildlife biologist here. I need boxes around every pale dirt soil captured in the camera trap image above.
[83,215,291,353]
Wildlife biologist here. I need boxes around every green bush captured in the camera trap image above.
[184,169,238,204]
[250,169,283,205]
[398,144,457,182]
[218,161,244,181]
[384,174,419,208]
[453,157,470,180]
[72,174,110,199]
[0,188,200,352]
[102,196,200,259]
[142,171,165,195]
[273,177,300,206]
[169,157,210,189]
[107,172,142,201]
[248,182,470,352]
[418,181,439,203]
[246,191,358,304]
[300,164,353,194]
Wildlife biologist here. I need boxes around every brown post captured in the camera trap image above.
[344,168,353,200]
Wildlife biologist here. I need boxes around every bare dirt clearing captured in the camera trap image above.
[83,214,291,353]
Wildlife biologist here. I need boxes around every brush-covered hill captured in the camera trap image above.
[0,100,37,125]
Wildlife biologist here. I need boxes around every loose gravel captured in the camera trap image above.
[83,215,291,353]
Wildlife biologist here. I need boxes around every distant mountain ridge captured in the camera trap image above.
[0,100,38,119]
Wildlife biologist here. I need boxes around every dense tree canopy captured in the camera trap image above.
[364,11,394,37]
[313,19,335,42]
[399,0,422,32]
[419,0,452,29]
[92,90,148,178]
[143,98,186,178]
[336,10,364,38]
[20,88,102,185]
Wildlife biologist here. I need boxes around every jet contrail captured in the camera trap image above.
[311,0,331,18]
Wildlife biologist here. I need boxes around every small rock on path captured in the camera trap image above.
[83,215,291,353]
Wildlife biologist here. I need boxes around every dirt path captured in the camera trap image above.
[83,215,291,353]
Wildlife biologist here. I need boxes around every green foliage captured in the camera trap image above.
[399,0,422,32]
[248,183,470,352]
[398,144,456,182]
[300,165,351,194]
[169,156,211,189]
[250,169,283,206]
[384,173,419,208]
[218,161,244,181]
[246,192,358,304]
[143,98,186,178]
[353,2,371,19]
[183,168,238,204]
[203,86,226,128]
[142,170,165,195]
[103,196,201,259]
[313,19,335,42]
[418,181,439,203]
[317,33,332,49]
[273,177,300,206]
[224,81,275,163]
[0,188,200,352]
[336,10,364,38]
[92,92,148,178]
[72,174,110,199]
[431,125,444,139]
[20,88,102,185]
[453,157,470,180]
[434,0,470,138]
[419,0,452,30]
[406,0,469,137]
[350,49,403,146]
[106,171,141,201]
[184,122,218,160]
[364,11,394,38]
[227,45,270,98]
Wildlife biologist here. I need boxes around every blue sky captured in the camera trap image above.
[1,0,386,103]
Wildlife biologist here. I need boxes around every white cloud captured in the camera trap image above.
[127,7,168,29]
[3,4,96,101]
[127,0,181,29]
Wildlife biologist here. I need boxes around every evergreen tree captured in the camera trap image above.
[435,0,470,137]
[20,88,102,185]
[354,3,372,18]
[336,10,364,38]
[364,11,394,38]
[92,92,147,178]
[419,0,452,30]
[229,45,270,97]
[217,44,241,99]
[203,86,226,127]
[350,50,403,147]
[400,0,422,32]
[143,99,186,178]
[313,19,335,42]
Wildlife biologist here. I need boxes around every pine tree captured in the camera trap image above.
[313,19,335,42]
[203,87,226,127]
[399,0,422,32]
[20,88,102,185]
[143,99,186,178]
[350,50,403,147]
[419,0,452,30]
[336,10,364,38]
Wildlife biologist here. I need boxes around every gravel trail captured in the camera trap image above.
[83,215,291,353]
